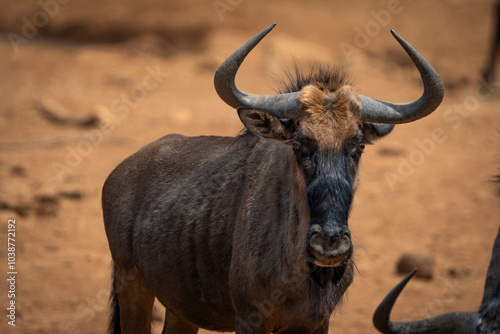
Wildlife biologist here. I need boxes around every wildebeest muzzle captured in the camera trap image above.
[308,224,352,267]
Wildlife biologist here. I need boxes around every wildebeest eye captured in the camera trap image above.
[279,118,294,127]
[358,143,366,152]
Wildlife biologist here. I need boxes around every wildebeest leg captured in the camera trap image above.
[114,265,155,334]
[161,308,198,334]
[161,310,198,334]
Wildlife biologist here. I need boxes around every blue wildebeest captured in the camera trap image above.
[102,23,444,334]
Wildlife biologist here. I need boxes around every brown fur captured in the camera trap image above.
[298,84,362,151]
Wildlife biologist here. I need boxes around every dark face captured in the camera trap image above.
[295,129,365,267]
[238,83,393,268]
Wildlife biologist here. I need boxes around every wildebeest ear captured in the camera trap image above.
[238,108,292,141]
[362,123,395,141]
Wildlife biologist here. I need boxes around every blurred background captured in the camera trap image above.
[0,0,499,333]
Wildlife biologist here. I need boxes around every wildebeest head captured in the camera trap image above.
[214,23,444,269]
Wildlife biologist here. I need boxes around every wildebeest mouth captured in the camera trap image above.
[309,252,350,268]
[309,231,352,267]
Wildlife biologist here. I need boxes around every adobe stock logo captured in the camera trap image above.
[212,0,244,21]
[7,0,71,53]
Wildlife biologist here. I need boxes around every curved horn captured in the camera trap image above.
[482,226,500,305]
[214,23,302,119]
[373,269,478,334]
[360,30,445,124]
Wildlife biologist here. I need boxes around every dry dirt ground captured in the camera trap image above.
[0,0,499,333]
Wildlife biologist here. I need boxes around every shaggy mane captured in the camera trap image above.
[275,63,353,94]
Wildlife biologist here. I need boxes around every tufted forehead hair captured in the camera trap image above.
[276,63,351,94]
[278,64,362,151]
[298,84,361,151]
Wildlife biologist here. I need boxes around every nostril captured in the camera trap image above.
[329,233,350,252]
[333,233,349,242]
[340,226,350,238]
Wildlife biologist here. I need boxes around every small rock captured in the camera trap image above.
[34,195,60,217]
[10,165,27,177]
[38,97,99,127]
[396,253,435,279]
[0,200,30,217]
[0,178,33,216]
[377,145,404,157]
[447,267,471,279]
[58,190,84,200]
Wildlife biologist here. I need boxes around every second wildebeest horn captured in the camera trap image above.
[373,269,479,333]
[482,225,500,306]
[214,24,444,123]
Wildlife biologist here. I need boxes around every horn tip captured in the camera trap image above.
[409,267,418,277]
[390,29,400,39]
[401,268,418,285]
[257,23,277,40]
